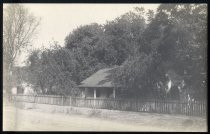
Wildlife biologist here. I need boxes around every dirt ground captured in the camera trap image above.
[3,104,207,132]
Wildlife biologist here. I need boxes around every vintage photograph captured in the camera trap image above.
[3,3,207,131]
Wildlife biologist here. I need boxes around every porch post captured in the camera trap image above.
[81,89,84,98]
[113,88,116,99]
[94,88,96,99]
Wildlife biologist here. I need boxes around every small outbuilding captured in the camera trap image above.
[77,67,121,99]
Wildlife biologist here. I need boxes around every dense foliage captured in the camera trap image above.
[112,4,207,101]
[18,4,206,100]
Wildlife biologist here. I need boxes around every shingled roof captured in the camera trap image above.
[77,66,119,88]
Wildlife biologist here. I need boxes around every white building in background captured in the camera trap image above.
[11,87,17,94]
[11,82,36,95]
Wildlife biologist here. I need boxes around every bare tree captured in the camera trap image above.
[3,4,40,95]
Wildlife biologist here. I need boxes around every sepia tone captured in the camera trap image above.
[3,4,207,132]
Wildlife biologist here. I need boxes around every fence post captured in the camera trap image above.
[94,89,96,108]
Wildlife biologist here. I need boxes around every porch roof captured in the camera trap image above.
[77,66,120,88]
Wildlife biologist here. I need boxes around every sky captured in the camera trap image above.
[4,4,160,66]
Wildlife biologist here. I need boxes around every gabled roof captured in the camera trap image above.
[77,66,119,88]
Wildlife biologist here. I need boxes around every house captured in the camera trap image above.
[77,66,121,99]
[11,82,36,95]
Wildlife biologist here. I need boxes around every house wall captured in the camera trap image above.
[82,87,115,98]
[97,88,113,98]
[84,88,94,98]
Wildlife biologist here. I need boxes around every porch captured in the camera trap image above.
[80,87,116,99]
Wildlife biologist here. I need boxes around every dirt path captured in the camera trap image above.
[3,105,207,132]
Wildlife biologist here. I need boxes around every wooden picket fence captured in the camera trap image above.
[11,94,206,117]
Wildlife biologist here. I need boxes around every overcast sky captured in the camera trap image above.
[4,4,160,66]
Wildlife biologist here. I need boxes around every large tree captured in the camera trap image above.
[26,43,78,96]
[3,4,40,95]
[151,4,207,100]
[65,23,109,83]
[112,4,207,101]
[98,7,146,65]
[64,8,147,84]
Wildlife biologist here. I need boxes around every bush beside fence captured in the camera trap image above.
[11,94,206,117]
